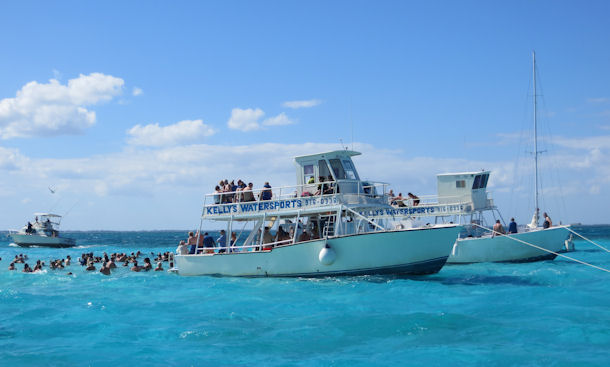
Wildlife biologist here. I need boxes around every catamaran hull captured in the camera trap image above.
[447,225,571,264]
[176,225,461,277]
[10,234,76,248]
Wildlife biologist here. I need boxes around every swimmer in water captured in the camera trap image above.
[86,260,96,271]
[131,261,141,272]
[142,258,152,271]
[99,263,111,276]
[8,262,16,271]
[154,261,163,271]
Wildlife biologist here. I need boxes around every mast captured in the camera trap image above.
[532,51,539,226]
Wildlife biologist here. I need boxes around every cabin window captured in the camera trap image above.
[472,175,482,189]
[456,180,466,188]
[304,164,314,184]
[480,174,489,188]
[342,160,357,179]
[318,160,332,180]
[329,159,347,180]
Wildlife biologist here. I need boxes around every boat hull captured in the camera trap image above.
[448,225,571,264]
[10,234,76,248]
[176,225,461,277]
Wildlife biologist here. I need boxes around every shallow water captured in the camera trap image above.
[1,226,609,366]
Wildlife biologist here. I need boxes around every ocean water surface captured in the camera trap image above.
[1,226,609,366]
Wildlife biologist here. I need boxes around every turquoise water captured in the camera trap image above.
[1,226,609,366]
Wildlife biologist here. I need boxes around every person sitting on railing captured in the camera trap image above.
[242,182,255,201]
[217,230,227,253]
[543,212,552,229]
[508,218,518,234]
[492,220,506,237]
[230,180,237,201]
[222,179,233,203]
[187,232,197,254]
[408,192,420,206]
[214,186,222,204]
[234,179,246,201]
[260,182,273,201]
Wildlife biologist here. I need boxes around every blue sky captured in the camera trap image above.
[1,1,609,230]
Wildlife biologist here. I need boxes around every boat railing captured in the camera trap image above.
[202,180,389,216]
[390,193,469,207]
[192,238,316,254]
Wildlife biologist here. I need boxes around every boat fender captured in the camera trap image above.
[318,244,336,265]
[451,241,459,256]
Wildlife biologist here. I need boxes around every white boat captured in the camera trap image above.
[10,213,76,248]
[384,52,572,263]
[175,150,462,277]
[436,171,572,263]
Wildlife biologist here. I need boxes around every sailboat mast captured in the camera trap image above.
[533,51,539,221]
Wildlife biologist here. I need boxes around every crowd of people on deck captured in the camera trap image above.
[4,251,174,275]
[212,176,343,205]
[213,179,273,204]
[177,224,322,255]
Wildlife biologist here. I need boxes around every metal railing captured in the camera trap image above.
[202,180,390,213]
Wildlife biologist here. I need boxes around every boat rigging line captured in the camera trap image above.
[471,223,610,274]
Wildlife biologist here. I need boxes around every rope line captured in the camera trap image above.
[471,224,610,274]
[566,227,610,253]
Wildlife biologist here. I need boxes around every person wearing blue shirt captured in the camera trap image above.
[217,230,227,253]
[508,218,518,234]
[202,232,215,254]
[260,182,273,201]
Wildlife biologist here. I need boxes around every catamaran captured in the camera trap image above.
[10,213,76,248]
[384,52,572,263]
[175,150,462,277]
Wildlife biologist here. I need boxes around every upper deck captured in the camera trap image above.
[202,180,389,220]
[202,150,391,220]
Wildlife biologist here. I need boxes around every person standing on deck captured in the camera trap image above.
[217,230,227,253]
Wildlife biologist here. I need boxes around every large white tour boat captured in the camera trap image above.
[10,213,76,248]
[175,150,462,277]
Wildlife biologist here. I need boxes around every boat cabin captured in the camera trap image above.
[436,171,493,211]
[294,150,362,196]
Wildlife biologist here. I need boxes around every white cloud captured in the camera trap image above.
[587,97,610,104]
[227,108,264,132]
[0,73,124,139]
[127,119,216,147]
[283,99,322,109]
[263,112,295,126]
[0,146,28,170]
[553,135,610,150]
[227,108,295,131]
[132,87,143,96]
